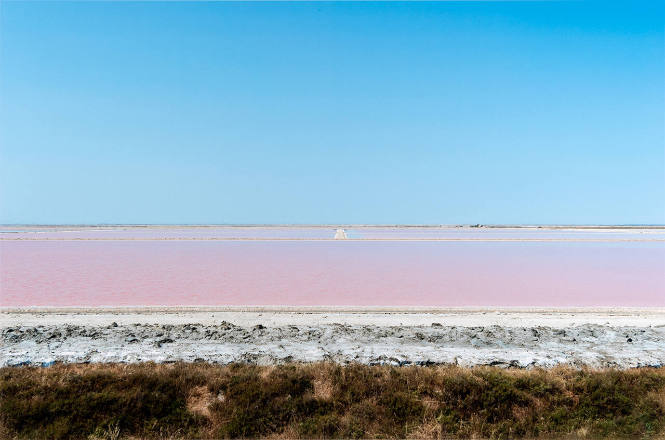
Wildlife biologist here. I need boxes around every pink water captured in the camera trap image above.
[1,227,664,307]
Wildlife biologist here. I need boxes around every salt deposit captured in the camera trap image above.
[2,309,663,368]
[334,228,348,239]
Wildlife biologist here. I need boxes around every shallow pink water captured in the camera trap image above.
[1,238,663,307]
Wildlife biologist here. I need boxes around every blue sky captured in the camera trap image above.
[1,1,663,225]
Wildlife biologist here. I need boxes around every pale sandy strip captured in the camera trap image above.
[3,306,665,313]
[3,310,665,328]
[3,307,665,328]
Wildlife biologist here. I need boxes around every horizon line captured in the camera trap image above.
[2,224,665,229]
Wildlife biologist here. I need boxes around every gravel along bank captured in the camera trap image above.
[2,309,664,368]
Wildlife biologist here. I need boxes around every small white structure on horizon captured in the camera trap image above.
[334,228,348,239]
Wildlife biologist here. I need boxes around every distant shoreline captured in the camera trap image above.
[2,224,665,229]
[3,224,664,242]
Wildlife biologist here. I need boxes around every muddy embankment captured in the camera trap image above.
[3,317,664,368]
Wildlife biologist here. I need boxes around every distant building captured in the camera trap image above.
[334,228,348,239]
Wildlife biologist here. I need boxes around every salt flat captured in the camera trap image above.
[2,226,663,367]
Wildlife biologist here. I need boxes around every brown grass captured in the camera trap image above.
[186,385,215,418]
[0,362,664,439]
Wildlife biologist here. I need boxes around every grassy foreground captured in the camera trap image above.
[1,363,664,440]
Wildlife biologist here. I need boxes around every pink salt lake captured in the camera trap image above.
[1,226,663,308]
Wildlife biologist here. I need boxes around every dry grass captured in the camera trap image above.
[186,385,214,418]
[0,363,664,439]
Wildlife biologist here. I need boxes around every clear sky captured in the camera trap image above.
[0,1,663,225]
